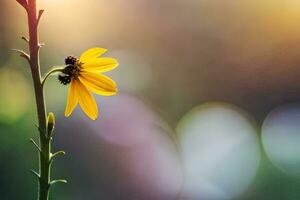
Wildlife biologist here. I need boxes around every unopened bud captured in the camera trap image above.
[47,112,55,138]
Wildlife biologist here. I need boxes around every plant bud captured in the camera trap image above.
[47,112,55,138]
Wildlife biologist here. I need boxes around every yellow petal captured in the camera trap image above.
[64,79,79,117]
[79,71,117,96]
[82,58,119,72]
[80,48,107,62]
[76,80,98,120]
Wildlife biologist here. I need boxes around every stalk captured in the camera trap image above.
[15,0,66,199]
[27,1,50,199]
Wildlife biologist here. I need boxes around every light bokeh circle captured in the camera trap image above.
[177,102,261,200]
[262,103,300,175]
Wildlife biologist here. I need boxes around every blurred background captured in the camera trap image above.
[1,0,300,199]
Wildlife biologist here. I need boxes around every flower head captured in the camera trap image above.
[59,48,118,120]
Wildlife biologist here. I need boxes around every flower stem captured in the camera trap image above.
[15,0,66,198]
[41,67,64,87]
[21,0,52,199]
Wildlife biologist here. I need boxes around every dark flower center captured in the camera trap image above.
[65,55,78,65]
[58,56,82,85]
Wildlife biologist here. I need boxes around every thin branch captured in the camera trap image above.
[11,48,30,63]
[38,43,45,48]
[41,67,64,87]
[21,36,29,43]
[36,9,44,27]
[30,138,41,152]
[50,151,66,163]
[52,151,66,157]
[20,54,30,63]
[30,169,40,179]
[16,0,28,11]
[50,179,67,186]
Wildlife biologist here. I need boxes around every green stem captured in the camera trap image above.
[16,0,66,199]
[41,67,64,87]
[26,0,50,199]
[17,0,67,200]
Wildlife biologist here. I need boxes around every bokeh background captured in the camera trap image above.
[1,0,300,199]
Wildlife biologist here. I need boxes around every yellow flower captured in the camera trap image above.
[59,48,118,120]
